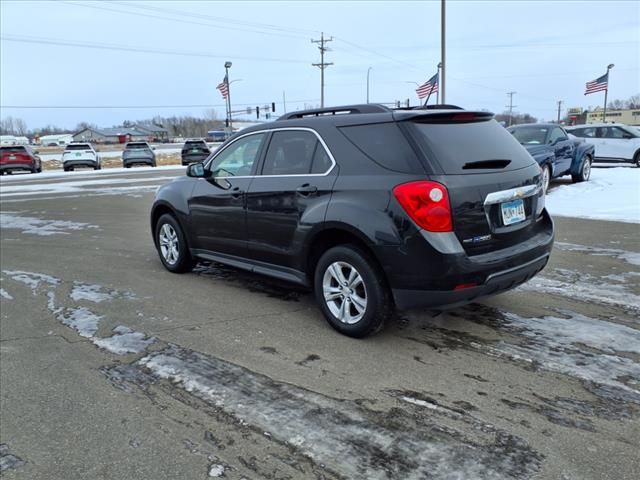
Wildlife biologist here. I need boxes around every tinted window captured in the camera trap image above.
[209,133,265,177]
[65,144,92,151]
[1,146,27,154]
[572,127,596,138]
[311,142,332,174]
[262,131,317,175]
[549,128,568,143]
[340,122,422,173]
[127,143,149,149]
[509,127,548,145]
[409,119,534,174]
[604,127,627,139]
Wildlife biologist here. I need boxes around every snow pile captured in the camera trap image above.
[92,326,155,354]
[0,213,97,236]
[546,167,640,223]
[0,289,13,300]
[57,307,102,338]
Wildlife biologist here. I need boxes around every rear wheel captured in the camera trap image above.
[314,245,391,338]
[155,214,194,273]
[572,155,592,183]
[634,151,640,168]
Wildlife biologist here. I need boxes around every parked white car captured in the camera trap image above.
[62,143,101,171]
[566,123,640,167]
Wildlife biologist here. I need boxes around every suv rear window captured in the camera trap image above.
[339,122,423,174]
[1,146,27,154]
[127,143,149,149]
[65,144,91,151]
[408,119,534,174]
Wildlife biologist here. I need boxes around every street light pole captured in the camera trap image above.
[366,67,372,103]
[440,0,446,103]
[225,61,233,132]
[603,63,614,123]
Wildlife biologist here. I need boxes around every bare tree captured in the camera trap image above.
[14,118,28,136]
[0,116,16,135]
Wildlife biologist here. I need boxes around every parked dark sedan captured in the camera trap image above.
[0,145,42,174]
[151,104,553,337]
[508,123,594,192]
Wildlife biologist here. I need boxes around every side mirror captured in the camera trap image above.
[623,133,633,139]
[186,162,207,178]
[152,146,157,151]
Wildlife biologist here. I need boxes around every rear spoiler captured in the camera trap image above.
[407,111,495,124]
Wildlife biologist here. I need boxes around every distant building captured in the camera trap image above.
[72,124,169,144]
[586,108,640,125]
[39,134,74,146]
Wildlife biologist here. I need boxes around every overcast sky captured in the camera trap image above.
[1,0,638,130]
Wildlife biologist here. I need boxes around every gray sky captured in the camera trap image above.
[1,0,638,130]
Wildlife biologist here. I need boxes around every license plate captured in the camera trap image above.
[75,152,81,157]
[501,199,526,226]
[9,155,16,160]
[192,148,198,153]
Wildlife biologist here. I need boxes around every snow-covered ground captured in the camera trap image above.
[546,166,640,223]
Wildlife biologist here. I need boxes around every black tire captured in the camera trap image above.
[541,164,550,194]
[634,151,640,168]
[572,155,592,183]
[124,164,131,168]
[314,245,392,338]
[154,213,194,273]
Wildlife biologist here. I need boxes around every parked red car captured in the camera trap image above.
[0,146,42,174]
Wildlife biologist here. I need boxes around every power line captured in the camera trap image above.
[0,99,321,110]
[312,33,333,108]
[1,34,308,64]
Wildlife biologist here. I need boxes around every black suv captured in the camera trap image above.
[151,105,553,337]
[181,139,211,165]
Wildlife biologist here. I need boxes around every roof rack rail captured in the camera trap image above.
[278,104,390,121]
[394,104,464,111]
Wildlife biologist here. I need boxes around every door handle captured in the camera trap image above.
[231,187,244,199]
[296,184,318,195]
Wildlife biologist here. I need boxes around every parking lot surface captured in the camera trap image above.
[1,169,639,479]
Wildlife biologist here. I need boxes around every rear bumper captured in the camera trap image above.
[63,160,98,168]
[0,163,34,172]
[392,252,550,309]
[385,209,554,310]
[124,158,155,166]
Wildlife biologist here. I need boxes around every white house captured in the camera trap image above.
[0,135,18,146]
[39,134,74,146]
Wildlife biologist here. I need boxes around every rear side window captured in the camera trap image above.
[339,122,422,173]
[408,119,534,174]
[262,131,318,175]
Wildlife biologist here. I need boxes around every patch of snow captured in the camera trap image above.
[208,464,225,477]
[0,213,97,236]
[2,270,60,291]
[546,167,640,223]
[57,307,102,338]
[554,242,640,266]
[70,283,115,303]
[0,164,184,183]
[0,289,13,300]
[400,396,441,410]
[136,344,540,479]
[496,311,640,396]
[92,326,155,355]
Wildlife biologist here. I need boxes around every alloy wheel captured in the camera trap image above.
[159,223,179,265]
[322,261,368,324]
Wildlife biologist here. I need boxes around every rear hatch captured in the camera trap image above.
[1,146,32,165]
[182,142,210,161]
[62,144,96,162]
[403,112,544,255]
[124,143,152,159]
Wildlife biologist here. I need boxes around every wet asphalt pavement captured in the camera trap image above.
[1,169,639,479]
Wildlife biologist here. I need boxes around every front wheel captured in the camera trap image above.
[155,214,194,273]
[572,155,592,183]
[541,164,550,194]
[634,151,640,168]
[314,245,391,338]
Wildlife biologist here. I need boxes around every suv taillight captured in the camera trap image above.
[393,181,453,232]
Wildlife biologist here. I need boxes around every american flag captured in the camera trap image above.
[416,73,439,99]
[584,73,608,95]
[216,74,229,99]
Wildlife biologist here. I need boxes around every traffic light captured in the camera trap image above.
[256,106,260,119]
[271,102,276,112]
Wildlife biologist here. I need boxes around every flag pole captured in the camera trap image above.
[423,89,433,107]
[602,63,614,123]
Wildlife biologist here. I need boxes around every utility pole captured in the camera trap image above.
[556,100,563,123]
[506,91,517,126]
[440,0,446,103]
[282,91,287,114]
[312,32,333,108]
